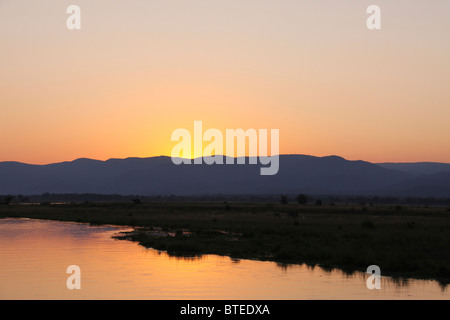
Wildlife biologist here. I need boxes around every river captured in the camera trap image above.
[0,218,447,299]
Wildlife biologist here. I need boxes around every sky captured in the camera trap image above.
[0,0,449,164]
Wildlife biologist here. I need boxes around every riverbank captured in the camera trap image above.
[1,202,449,285]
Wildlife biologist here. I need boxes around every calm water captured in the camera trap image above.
[0,218,448,300]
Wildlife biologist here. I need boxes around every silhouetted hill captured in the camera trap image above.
[377,162,450,176]
[384,171,450,198]
[0,155,449,197]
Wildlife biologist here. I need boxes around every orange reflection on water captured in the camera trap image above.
[0,218,448,300]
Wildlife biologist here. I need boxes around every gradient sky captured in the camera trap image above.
[1,0,449,164]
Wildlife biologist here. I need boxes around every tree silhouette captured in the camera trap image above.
[1,195,14,205]
[297,194,308,205]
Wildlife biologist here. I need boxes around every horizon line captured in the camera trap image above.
[1,154,450,166]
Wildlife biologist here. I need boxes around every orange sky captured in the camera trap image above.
[1,1,449,164]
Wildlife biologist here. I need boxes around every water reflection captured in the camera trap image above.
[0,218,448,300]
[165,254,204,262]
[276,261,448,292]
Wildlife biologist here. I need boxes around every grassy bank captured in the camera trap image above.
[1,202,450,285]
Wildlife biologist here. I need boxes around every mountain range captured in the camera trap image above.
[0,155,449,197]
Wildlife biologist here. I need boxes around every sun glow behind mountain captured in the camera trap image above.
[0,1,449,165]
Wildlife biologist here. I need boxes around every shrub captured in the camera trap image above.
[297,194,308,205]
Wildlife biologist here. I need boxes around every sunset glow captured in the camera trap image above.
[1,1,449,164]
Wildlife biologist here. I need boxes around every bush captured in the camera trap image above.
[297,194,308,205]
